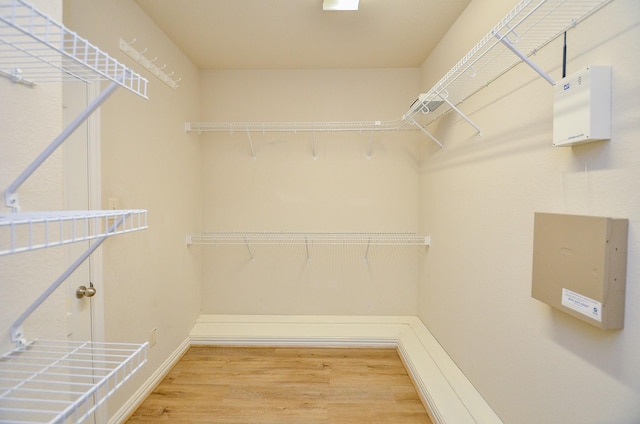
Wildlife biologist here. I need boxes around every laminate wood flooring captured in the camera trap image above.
[125,346,433,424]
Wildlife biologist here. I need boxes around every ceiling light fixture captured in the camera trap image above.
[323,0,359,11]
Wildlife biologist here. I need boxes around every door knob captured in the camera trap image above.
[76,282,97,298]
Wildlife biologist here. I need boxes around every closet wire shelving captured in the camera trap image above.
[1,1,149,422]
[0,209,148,256]
[185,0,611,256]
[0,0,147,93]
[185,0,612,149]
[187,232,431,263]
[0,340,147,424]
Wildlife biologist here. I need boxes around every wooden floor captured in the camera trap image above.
[126,346,433,424]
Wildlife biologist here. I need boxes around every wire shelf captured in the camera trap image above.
[403,0,612,126]
[187,232,431,246]
[0,210,148,256]
[185,0,611,139]
[185,120,414,134]
[0,340,147,424]
[0,0,148,97]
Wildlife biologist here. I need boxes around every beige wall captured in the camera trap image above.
[198,69,423,315]
[7,1,639,422]
[0,0,66,356]
[64,0,203,416]
[418,0,640,423]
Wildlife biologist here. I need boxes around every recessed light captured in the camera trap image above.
[323,0,359,11]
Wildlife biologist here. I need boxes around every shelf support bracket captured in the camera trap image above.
[367,130,374,160]
[437,91,482,136]
[408,118,443,148]
[243,237,254,262]
[495,31,556,85]
[245,129,257,159]
[4,81,121,212]
[0,68,36,88]
[363,237,371,264]
[10,214,128,345]
[311,131,318,160]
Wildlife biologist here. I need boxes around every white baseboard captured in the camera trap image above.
[190,314,503,424]
[109,337,191,424]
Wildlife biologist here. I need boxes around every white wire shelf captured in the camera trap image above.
[187,232,431,246]
[0,339,147,424]
[0,210,148,256]
[403,0,612,128]
[185,120,415,134]
[0,0,148,97]
[185,0,611,145]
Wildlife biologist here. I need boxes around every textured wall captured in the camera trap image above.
[418,0,640,422]
[198,68,423,316]
[63,0,203,417]
[0,1,66,355]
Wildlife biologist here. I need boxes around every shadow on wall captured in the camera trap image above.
[546,306,637,392]
[200,243,426,315]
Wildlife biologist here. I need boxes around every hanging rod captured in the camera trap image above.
[186,232,431,246]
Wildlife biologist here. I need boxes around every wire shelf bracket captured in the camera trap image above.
[4,80,121,212]
[494,29,555,86]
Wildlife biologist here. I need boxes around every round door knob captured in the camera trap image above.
[76,282,97,298]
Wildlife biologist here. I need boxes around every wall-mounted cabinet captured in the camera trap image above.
[531,212,628,329]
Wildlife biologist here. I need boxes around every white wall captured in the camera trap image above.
[63,0,203,417]
[0,1,66,356]
[418,1,640,423]
[199,69,423,315]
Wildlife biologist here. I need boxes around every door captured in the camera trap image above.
[63,80,105,423]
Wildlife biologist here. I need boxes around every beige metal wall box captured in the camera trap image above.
[531,213,628,329]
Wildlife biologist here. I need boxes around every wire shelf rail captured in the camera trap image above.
[0,210,148,256]
[0,0,148,97]
[187,232,431,246]
[185,120,413,134]
[0,340,147,424]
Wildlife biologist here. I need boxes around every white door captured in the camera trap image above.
[63,81,105,423]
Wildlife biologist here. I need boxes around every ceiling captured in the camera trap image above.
[134,0,471,70]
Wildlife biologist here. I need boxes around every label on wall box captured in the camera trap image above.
[561,288,602,322]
